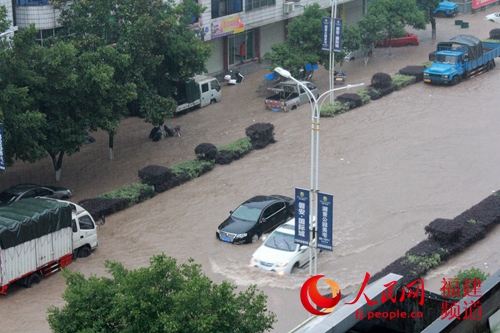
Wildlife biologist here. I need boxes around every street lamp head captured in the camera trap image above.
[274,67,292,79]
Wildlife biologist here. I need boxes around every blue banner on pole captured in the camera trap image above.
[321,17,331,51]
[333,18,342,53]
[0,124,5,172]
[317,192,333,251]
[294,188,310,245]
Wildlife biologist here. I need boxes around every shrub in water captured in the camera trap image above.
[195,143,218,161]
[217,137,253,161]
[245,123,275,149]
[398,66,425,83]
[98,183,155,207]
[320,101,350,117]
[489,28,500,40]
[336,93,363,109]
[138,165,174,188]
[78,198,131,220]
[371,72,393,89]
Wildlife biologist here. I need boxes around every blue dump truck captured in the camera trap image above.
[432,1,459,17]
[423,35,500,86]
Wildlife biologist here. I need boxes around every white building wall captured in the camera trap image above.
[16,5,60,30]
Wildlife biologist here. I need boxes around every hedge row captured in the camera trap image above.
[369,192,500,286]
[78,123,275,219]
[320,65,427,117]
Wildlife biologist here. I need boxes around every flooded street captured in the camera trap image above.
[1,9,500,333]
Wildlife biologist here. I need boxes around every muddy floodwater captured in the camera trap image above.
[1,9,500,333]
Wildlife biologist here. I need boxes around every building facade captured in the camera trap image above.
[195,0,366,74]
[3,0,365,74]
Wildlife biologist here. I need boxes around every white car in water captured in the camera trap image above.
[485,12,500,24]
[250,219,319,275]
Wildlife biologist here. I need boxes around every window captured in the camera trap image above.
[211,79,221,92]
[245,0,275,11]
[201,83,209,93]
[263,203,285,219]
[79,215,95,230]
[16,0,49,5]
[190,0,199,23]
[211,0,243,19]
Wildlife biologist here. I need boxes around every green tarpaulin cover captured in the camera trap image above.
[0,198,72,250]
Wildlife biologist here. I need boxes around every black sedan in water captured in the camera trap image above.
[0,183,73,206]
[216,195,295,244]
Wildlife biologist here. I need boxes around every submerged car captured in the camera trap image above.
[375,32,419,48]
[250,219,320,275]
[216,195,295,244]
[344,48,373,62]
[0,183,73,205]
[485,12,500,24]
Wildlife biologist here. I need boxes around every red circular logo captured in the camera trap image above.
[300,275,342,315]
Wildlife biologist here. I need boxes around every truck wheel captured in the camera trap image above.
[25,273,41,288]
[77,246,92,258]
[487,61,494,71]
[450,76,460,86]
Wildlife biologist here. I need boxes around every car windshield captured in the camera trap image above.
[231,205,262,222]
[264,231,296,252]
[435,54,456,64]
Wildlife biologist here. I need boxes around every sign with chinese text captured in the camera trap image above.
[294,188,310,245]
[321,17,331,51]
[333,18,342,53]
[473,0,496,9]
[317,192,333,251]
[210,15,244,39]
[0,124,5,172]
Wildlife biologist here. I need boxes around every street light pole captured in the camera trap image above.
[329,0,338,104]
[274,67,363,276]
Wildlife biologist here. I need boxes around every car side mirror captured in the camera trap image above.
[230,210,233,214]
[299,245,308,251]
[260,218,267,223]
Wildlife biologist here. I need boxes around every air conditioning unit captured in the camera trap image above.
[283,2,295,14]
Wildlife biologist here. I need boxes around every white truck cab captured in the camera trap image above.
[69,201,99,258]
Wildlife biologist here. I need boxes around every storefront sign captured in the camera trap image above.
[211,15,244,39]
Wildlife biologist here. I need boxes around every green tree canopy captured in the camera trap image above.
[0,5,10,34]
[366,0,427,53]
[264,4,359,77]
[0,26,48,166]
[47,254,277,333]
[417,0,442,39]
[53,0,213,122]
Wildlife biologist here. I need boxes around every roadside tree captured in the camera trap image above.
[0,25,48,167]
[264,4,347,78]
[47,254,277,333]
[52,0,212,123]
[367,0,427,54]
[418,0,443,40]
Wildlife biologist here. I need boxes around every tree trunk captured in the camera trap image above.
[50,151,65,181]
[431,17,437,40]
[109,133,114,160]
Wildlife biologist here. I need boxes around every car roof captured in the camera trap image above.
[241,195,286,209]
[273,218,296,235]
[1,183,45,194]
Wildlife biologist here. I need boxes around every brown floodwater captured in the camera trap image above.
[1,9,500,333]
